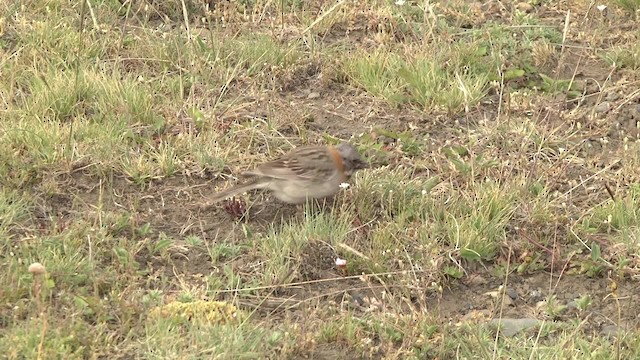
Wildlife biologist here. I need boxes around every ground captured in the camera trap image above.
[1,0,640,358]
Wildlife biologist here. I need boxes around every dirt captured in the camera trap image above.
[431,270,640,335]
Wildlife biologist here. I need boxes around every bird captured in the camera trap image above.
[207,142,368,204]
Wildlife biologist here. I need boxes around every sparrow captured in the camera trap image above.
[208,143,368,204]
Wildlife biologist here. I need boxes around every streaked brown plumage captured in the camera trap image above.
[208,143,368,204]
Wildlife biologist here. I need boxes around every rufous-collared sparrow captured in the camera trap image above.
[208,142,368,204]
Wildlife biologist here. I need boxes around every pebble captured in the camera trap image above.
[600,324,620,337]
[488,318,540,337]
[307,92,321,99]
[498,294,514,307]
[606,92,620,101]
[466,274,488,286]
[594,101,610,114]
[516,2,534,12]
[529,289,544,303]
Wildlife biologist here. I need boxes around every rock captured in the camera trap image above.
[594,101,610,114]
[488,318,540,337]
[349,292,366,307]
[601,324,620,337]
[307,92,321,99]
[516,2,534,12]
[497,294,514,307]
[466,274,488,286]
[529,289,544,303]
[586,83,600,94]
[605,92,620,101]
[505,287,518,300]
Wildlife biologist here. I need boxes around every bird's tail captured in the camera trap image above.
[206,178,262,204]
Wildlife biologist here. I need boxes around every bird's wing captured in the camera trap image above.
[243,146,333,181]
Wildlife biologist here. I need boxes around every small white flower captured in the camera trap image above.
[596,4,607,11]
[395,0,405,5]
[339,182,350,189]
[335,258,347,267]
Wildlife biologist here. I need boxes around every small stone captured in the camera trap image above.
[500,294,514,307]
[529,289,544,302]
[515,2,534,12]
[466,274,488,286]
[601,324,620,337]
[605,92,620,101]
[488,318,540,337]
[594,101,610,114]
[28,262,46,275]
[349,292,366,307]
[307,92,321,99]
[505,287,518,300]
[586,83,600,94]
